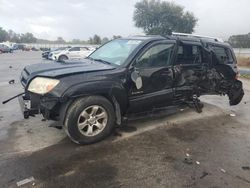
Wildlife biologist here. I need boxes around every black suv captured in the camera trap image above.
[18,35,244,144]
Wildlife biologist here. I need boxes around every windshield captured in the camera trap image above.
[89,39,142,66]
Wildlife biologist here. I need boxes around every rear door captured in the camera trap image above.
[173,41,210,97]
[128,40,176,112]
[67,47,81,59]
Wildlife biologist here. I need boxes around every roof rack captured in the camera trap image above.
[172,32,223,42]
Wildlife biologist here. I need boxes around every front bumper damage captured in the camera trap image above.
[17,92,60,120]
[18,94,39,119]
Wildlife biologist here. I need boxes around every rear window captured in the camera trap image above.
[209,45,234,64]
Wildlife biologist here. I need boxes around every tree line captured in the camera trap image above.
[0,27,37,43]
[0,27,120,45]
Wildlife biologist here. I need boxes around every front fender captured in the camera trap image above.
[62,80,128,113]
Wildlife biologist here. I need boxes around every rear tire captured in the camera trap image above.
[64,96,115,145]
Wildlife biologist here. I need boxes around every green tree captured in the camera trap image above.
[20,33,37,43]
[0,27,9,42]
[133,0,198,35]
[8,30,21,43]
[101,37,109,44]
[56,36,65,44]
[88,37,93,44]
[113,35,122,39]
[71,39,81,44]
[92,34,102,44]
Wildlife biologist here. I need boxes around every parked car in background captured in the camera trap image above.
[17,35,244,144]
[42,50,51,59]
[16,44,26,50]
[53,46,95,62]
[11,44,18,50]
[23,46,32,51]
[40,47,51,52]
[0,44,12,53]
[42,47,70,59]
[31,47,39,51]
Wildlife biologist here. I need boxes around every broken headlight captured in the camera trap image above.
[28,77,60,95]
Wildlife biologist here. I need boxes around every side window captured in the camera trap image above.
[210,45,234,64]
[136,44,174,68]
[175,44,202,65]
[69,47,80,51]
[80,47,88,51]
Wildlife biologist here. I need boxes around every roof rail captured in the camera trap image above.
[172,32,223,42]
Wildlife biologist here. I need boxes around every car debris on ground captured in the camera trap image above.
[230,113,236,117]
[16,177,35,187]
[8,79,15,84]
[220,168,226,173]
[200,172,209,179]
[242,166,250,170]
[196,161,200,165]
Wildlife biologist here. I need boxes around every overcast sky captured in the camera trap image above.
[0,0,250,40]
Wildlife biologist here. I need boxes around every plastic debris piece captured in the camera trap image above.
[230,113,236,117]
[196,161,200,165]
[220,168,226,173]
[17,177,35,187]
[242,166,250,170]
[8,79,15,84]
[186,153,190,157]
[200,171,209,179]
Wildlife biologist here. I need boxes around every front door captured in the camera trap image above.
[128,41,176,112]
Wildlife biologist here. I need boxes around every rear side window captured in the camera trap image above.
[136,43,174,68]
[175,44,203,65]
[80,47,89,51]
[210,45,234,64]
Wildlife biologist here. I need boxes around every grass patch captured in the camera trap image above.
[237,56,250,67]
[240,74,250,79]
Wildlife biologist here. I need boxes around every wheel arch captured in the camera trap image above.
[58,54,68,61]
[59,81,128,126]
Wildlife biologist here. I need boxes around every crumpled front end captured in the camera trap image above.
[19,68,61,120]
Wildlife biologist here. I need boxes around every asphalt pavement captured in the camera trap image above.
[0,51,250,188]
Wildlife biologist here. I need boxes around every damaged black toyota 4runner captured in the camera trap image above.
[17,34,244,144]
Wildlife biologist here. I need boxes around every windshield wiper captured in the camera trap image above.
[89,57,111,65]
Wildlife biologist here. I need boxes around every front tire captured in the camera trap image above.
[58,55,68,62]
[64,96,115,144]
